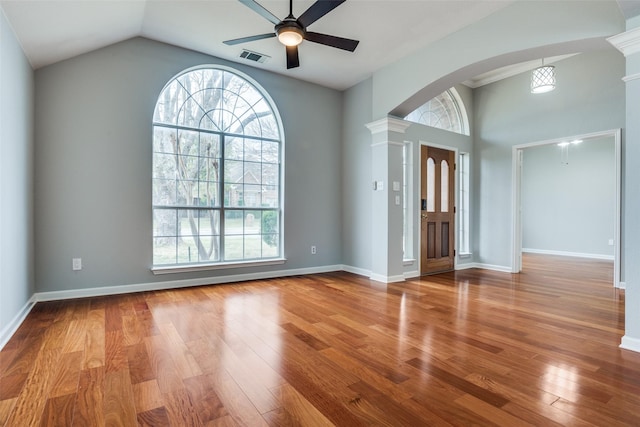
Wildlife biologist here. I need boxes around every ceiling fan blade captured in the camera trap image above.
[305,32,359,52]
[238,0,281,25]
[223,33,276,46]
[286,45,300,69]
[298,0,346,28]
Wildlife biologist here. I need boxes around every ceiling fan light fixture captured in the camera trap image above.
[276,22,304,46]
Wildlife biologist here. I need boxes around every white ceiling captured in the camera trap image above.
[1,0,517,90]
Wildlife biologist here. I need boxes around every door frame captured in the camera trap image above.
[419,141,459,274]
[510,129,622,288]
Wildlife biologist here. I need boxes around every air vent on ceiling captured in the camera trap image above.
[239,49,270,63]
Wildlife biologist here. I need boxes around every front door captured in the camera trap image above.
[420,146,455,274]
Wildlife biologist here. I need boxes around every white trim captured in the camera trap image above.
[512,148,523,273]
[620,335,640,353]
[152,258,286,275]
[522,248,614,261]
[369,273,405,283]
[462,54,578,89]
[35,265,343,302]
[370,140,405,148]
[472,263,513,273]
[418,140,459,152]
[607,27,640,57]
[622,72,640,83]
[0,296,37,351]
[341,264,371,277]
[448,88,471,136]
[618,281,626,290]
[403,142,415,260]
[455,262,477,271]
[511,129,622,287]
[365,117,411,135]
[404,270,420,279]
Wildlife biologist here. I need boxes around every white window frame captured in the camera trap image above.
[151,65,285,274]
[458,152,471,256]
[403,142,414,262]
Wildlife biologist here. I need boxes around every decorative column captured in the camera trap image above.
[608,25,640,353]
[366,117,411,283]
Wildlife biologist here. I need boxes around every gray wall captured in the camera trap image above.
[522,138,616,257]
[0,9,35,340]
[341,78,373,272]
[473,49,625,268]
[34,37,343,293]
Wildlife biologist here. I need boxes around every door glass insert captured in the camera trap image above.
[441,160,449,212]
[427,157,435,212]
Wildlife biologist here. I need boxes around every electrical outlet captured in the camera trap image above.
[72,258,82,271]
[311,245,317,255]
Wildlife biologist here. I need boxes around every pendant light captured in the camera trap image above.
[531,58,556,94]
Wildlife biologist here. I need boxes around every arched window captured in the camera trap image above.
[152,66,283,268]
[404,88,469,135]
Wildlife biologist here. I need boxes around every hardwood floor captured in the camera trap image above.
[1,254,639,426]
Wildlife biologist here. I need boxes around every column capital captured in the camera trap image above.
[365,117,411,135]
[607,27,640,57]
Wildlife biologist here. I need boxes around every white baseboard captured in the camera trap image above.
[404,270,420,279]
[34,264,344,302]
[620,335,640,353]
[343,265,419,281]
[369,273,405,283]
[340,264,371,278]
[455,263,477,271]
[471,263,513,273]
[523,248,614,261]
[0,296,37,351]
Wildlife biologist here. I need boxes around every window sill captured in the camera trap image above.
[151,258,286,275]
[458,253,473,259]
[403,258,416,266]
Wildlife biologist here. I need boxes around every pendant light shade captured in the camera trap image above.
[531,59,556,94]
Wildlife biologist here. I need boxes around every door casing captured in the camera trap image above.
[510,129,622,288]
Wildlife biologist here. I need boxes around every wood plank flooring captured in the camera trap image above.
[1,254,639,426]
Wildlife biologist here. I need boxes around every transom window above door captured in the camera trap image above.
[404,88,469,136]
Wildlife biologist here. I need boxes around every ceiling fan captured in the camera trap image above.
[224,0,360,69]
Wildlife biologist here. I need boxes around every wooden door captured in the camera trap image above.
[420,146,455,274]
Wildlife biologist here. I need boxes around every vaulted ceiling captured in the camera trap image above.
[1,1,638,90]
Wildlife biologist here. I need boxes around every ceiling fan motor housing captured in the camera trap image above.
[275,18,306,46]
